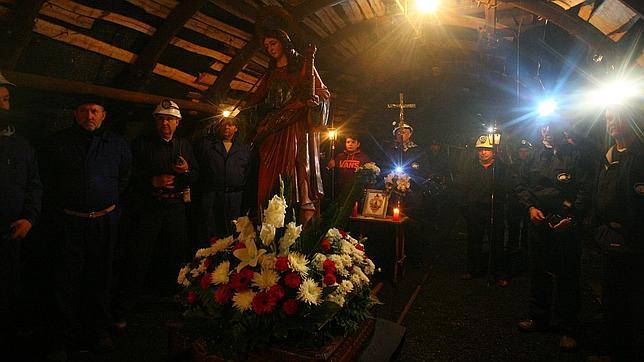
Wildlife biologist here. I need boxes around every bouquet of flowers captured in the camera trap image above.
[177,180,378,357]
[355,162,381,185]
[384,171,411,195]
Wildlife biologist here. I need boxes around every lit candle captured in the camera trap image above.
[392,207,400,221]
[352,201,359,217]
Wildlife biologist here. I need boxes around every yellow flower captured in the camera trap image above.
[211,261,230,285]
[233,238,267,273]
[252,269,280,290]
[232,290,256,312]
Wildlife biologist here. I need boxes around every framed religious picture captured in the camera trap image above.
[362,189,389,218]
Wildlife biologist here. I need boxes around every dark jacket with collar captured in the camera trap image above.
[131,133,198,203]
[194,135,250,192]
[42,126,131,212]
[594,141,644,248]
[515,143,592,220]
[0,127,42,228]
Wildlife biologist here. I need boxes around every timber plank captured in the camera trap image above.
[315,8,338,33]
[342,1,364,23]
[355,0,375,19]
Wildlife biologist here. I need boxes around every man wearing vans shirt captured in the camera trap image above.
[327,135,371,195]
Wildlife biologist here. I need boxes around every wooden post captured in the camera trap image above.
[5,70,218,115]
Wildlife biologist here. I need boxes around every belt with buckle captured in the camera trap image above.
[63,204,116,218]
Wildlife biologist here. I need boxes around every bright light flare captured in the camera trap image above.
[586,79,640,107]
[416,0,440,13]
[537,99,557,117]
[222,110,232,118]
[395,166,403,173]
[487,126,494,133]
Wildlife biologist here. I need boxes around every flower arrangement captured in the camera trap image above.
[355,162,381,185]
[177,179,378,357]
[384,171,411,195]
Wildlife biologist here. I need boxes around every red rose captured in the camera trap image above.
[252,291,277,315]
[321,239,331,252]
[323,273,336,286]
[355,243,365,251]
[339,230,348,238]
[268,284,285,301]
[233,242,245,251]
[282,299,299,315]
[323,259,336,274]
[230,268,254,291]
[275,257,289,272]
[187,291,196,305]
[203,258,211,269]
[214,284,233,304]
[283,272,302,289]
[200,273,212,289]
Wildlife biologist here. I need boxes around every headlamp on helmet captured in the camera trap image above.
[153,99,182,119]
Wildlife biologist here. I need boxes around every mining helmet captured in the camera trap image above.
[518,139,533,150]
[475,134,494,149]
[392,123,414,136]
[153,99,182,119]
[0,72,15,87]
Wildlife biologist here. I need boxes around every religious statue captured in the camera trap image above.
[243,29,330,221]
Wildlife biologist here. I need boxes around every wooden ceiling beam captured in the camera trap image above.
[0,0,47,69]
[123,0,209,90]
[502,0,616,53]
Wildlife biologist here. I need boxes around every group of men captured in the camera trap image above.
[460,112,642,359]
[1,67,641,361]
[0,73,251,359]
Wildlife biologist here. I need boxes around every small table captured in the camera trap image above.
[349,215,410,283]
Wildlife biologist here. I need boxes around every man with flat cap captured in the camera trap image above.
[43,96,131,355]
[0,72,42,356]
[194,117,250,239]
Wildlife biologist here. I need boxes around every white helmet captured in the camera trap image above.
[475,134,494,149]
[153,99,181,119]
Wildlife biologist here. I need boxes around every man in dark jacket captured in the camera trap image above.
[0,73,42,355]
[460,134,510,286]
[594,106,643,361]
[516,122,592,351]
[115,100,197,327]
[195,118,250,239]
[43,97,131,354]
[507,139,534,252]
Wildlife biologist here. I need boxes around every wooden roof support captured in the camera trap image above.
[290,0,347,19]
[503,0,616,54]
[5,70,219,114]
[123,0,209,90]
[0,0,47,69]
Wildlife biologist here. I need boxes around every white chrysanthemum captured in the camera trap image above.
[364,258,376,275]
[212,236,234,253]
[397,175,411,192]
[340,254,352,267]
[264,195,287,228]
[259,253,276,271]
[177,265,191,286]
[327,292,346,307]
[232,290,256,312]
[340,240,355,255]
[337,266,349,277]
[384,173,395,185]
[210,261,230,285]
[328,254,342,268]
[339,280,354,294]
[350,272,363,287]
[297,278,322,305]
[326,228,342,241]
[259,223,276,247]
[313,253,327,270]
[288,252,309,276]
[278,222,302,255]
[361,162,381,174]
[355,266,370,284]
[234,216,256,243]
[252,269,280,290]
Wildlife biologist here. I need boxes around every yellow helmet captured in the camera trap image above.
[475,134,494,149]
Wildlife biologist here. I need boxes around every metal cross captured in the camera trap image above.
[387,92,416,128]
